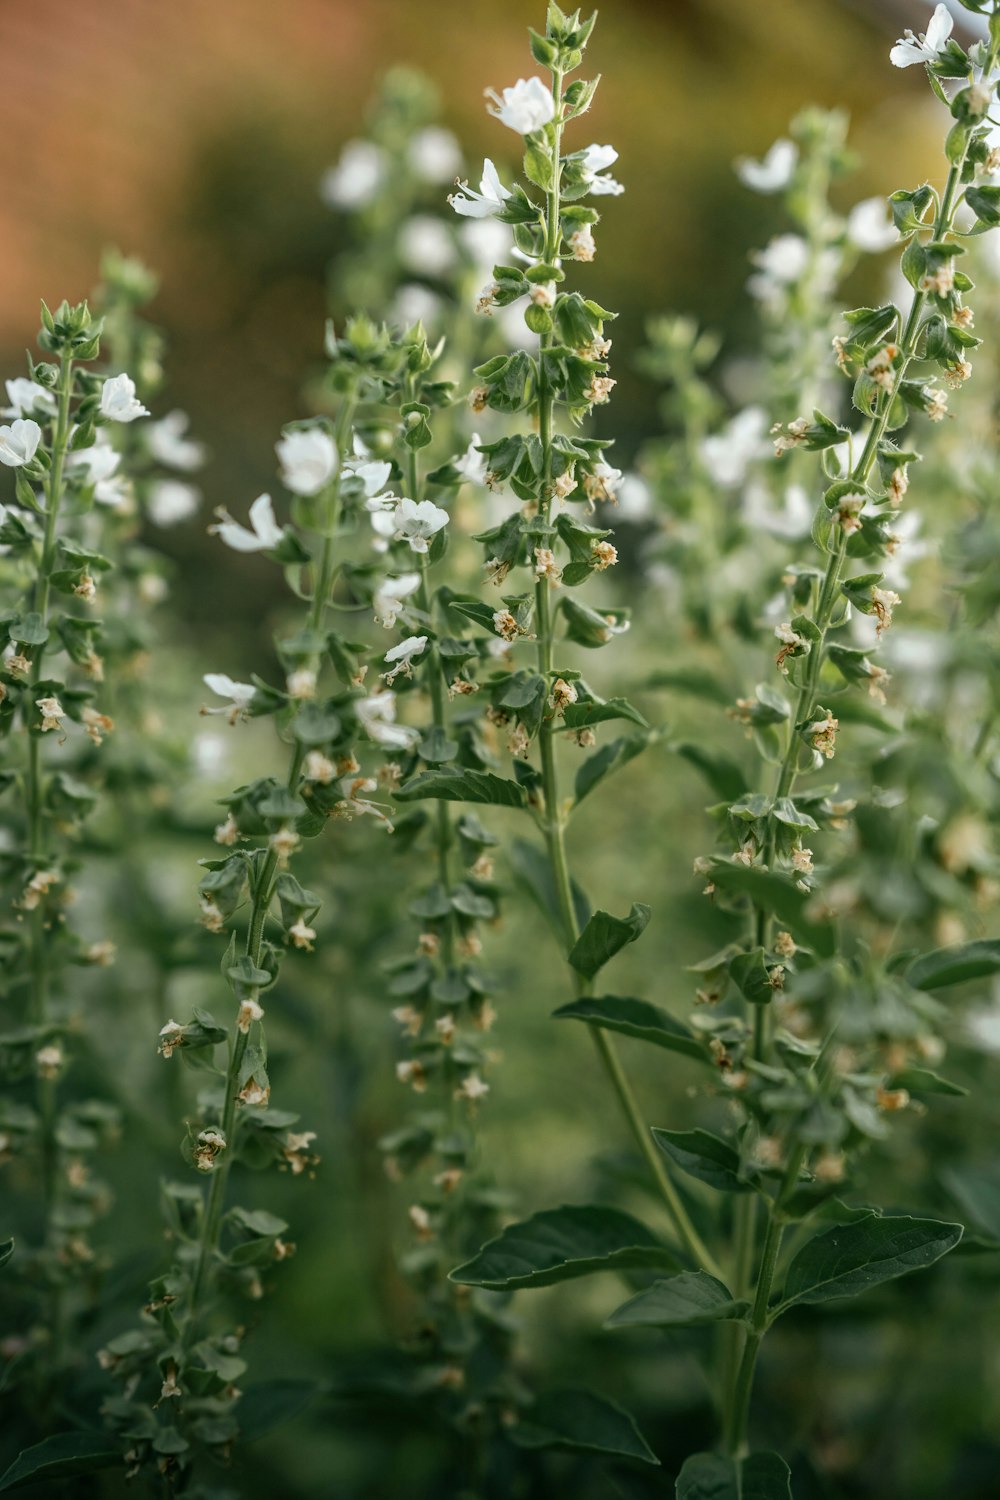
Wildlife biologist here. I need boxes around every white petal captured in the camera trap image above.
[249,492,283,546]
[925,3,954,53]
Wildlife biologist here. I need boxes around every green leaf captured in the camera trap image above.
[450,1204,679,1290]
[574,731,653,804]
[652,1129,760,1194]
[607,1271,749,1329]
[561,697,649,731]
[778,1214,963,1311]
[509,838,590,937]
[395,769,527,809]
[642,667,733,704]
[729,947,775,1006]
[0,1434,121,1492]
[568,904,651,979]
[509,1389,658,1464]
[553,995,706,1063]
[675,743,748,802]
[707,862,835,958]
[942,1165,1000,1241]
[887,1067,967,1098]
[905,939,1000,991]
[0,1240,12,1269]
[676,1450,792,1499]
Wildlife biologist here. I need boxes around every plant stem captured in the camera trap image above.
[527,66,722,1277]
[182,407,353,1344]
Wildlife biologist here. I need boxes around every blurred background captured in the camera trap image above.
[5,2,1000,1497]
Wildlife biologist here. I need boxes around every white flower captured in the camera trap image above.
[393,496,449,554]
[202,674,256,723]
[580,143,624,196]
[846,197,898,254]
[890,3,953,68]
[373,573,421,628]
[100,373,149,423]
[449,158,512,219]
[399,215,456,276]
[356,691,420,749]
[320,139,386,209]
[391,284,444,330]
[751,234,809,287]
[3,379,55,418]
[583,460,624,504]
[147,409,205,471]
[92,474,132,510]
[458,217,511,272]
[210,493,283,552]
[383,634,428,684]
[343,439,393,498]
[736,138,797,193]
[276,428,337,496]
[486,77,556,135]
[454,434,488,486]
[66,432,120,486]
[701,407,771,488]
[409,125,462,183]
[0,418,41,467]
[147,479,200,526]
[615,473,654,522]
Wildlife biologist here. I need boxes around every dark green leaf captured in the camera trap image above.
[707,862,836,958]
[450,1204,679,1290]
[395,769,527,809]
[238,1380,321,1441]
[652,1128,760,1194]
[675,743,748,802]
[561,697,649,731]
[0,1241,12,1269]
[675,1450,792,1500]
[553,994,706,1063]
[568,904,651,979]
[509,837,590,938]
[0,1434,121,1492]
[888,1067,967,1098]
[607,1271,749,1329]
[778,1214,963,1311]
[906,940,1000,991]
[509,1389,658,1464]
[574,731,653,804]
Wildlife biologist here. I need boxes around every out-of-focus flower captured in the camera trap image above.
[846,197,898,253]
[736,139,797,193]
[147,479,200,527]
[277,428,337,496]
[210,493,283,553]
[320,140,387,209]
[148,410,205,471]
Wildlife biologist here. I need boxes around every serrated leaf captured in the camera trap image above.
[509,1389,658,1464]
[553,995,706,1063]
[395,769,527,809]
[607,1271,748,1329]
[0,1434,121,1492]
[652,1128,760,1194]
[905,939,1000,991]
[778,1214,962,1311]
[568,904,651,979]
[450,1204,679,1290]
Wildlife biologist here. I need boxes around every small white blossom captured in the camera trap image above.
[3,379,55,418]
[580,143,624,196]
[210,492,283,553]
[736,138,797,193]
[36,695,65,732]
[890,3,953,68]
[701,406,770,488]
[393,496,449,553]
[147,479,200,527]
[449,158,512,219]
[583,460,623,504]
[0,418,41,467]
[201,674,255,723]
[320,139,386,209]
[383,634,428,684]
[343,440,393,498]
[486,77,556,135]
[846,197,898,254]
[147,409,205,471]
[277,428,337,496]
[749,234,809,297]
[356,691,420,749]
[66,432,120,488]
[373,573,421,628]
[399,215,456,276]
[454,434,488,487]
[100,373,149,423]
[409,125,462,183]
